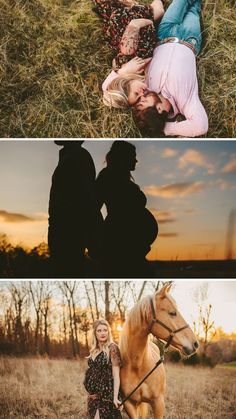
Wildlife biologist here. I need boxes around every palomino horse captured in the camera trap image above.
[119,284,198,419]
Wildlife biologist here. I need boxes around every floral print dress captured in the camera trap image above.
[93,0,158,68]
[84,343,122,419]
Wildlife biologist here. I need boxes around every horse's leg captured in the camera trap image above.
[152,395,165,419]
[124,400,139,419]
[138,402,149,418]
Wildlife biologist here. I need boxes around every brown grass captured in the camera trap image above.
[0,0,235,137]
[0,357,236,418]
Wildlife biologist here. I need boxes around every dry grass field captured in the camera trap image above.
[0,0,235,138]
[0,357,236,418]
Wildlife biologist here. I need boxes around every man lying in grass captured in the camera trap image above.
[103,0,209,138]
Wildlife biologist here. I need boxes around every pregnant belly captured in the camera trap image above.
[84,370,100,394]
[105,208,158,248]
[141,208,158,245]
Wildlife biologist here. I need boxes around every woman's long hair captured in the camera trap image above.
[89,319,113,360]
[106,141,136,180]
[103,74,145,108]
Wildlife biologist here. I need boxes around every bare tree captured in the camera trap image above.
[104,281,110,323]
[192,282,209,337]
[137,281,147,300]
[199,304,216,355]
[79,311,91,351]
[59,282,80,357]
[84,282,95,322]
[91,281,100,319]
[192,283,216,355]
[40,287,51,356]
[61,297,68,355]
[29,282,44,354]
[9,283,28,353]
[110,282,130,323]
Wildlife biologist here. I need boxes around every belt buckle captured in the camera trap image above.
[171,37,179,43]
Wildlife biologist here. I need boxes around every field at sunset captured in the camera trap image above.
[0,357,236,418]
[0,141,236,271]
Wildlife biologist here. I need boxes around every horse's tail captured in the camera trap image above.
[137,402,149,418]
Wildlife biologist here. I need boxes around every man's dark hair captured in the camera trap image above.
[132,106,168,138]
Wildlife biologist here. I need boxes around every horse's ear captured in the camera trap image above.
[158,283,172,299]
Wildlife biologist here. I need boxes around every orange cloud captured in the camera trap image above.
[161,148,178,158]
[222,155,236,173]
[156,211,172,217]
[158,218,177,224]
[145,181,206,198]
[214,179,236,190]
[149,209,177,223]
[0,210,35,223]
[178,149,214,174]
[159,233,178,237]
[185,209,196,215]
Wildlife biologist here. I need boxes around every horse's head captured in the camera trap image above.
[150,284,198,356]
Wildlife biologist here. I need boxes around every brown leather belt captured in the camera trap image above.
[157,37,197,55]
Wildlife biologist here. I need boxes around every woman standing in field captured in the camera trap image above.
[96,141,158,277]
[84,319,122,419]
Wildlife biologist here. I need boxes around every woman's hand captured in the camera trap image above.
[129,18,154,29]
[113,397,123,411]
[120,0,138,7]
[117,57,151,76]
[88,393,98,400]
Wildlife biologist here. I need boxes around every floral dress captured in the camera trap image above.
[84,343,122,419]
[93,0,157,68]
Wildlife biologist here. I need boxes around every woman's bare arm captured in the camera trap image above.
[120,18,154,55]
[151,0,164,21]
[112,365,121,408]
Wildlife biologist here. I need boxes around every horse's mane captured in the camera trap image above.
[127,295,152,330]
[119,295,152,358]
[119,291,177,358]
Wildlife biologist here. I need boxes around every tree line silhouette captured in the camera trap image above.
[0,235,49,278]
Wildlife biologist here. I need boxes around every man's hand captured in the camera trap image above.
[117,56,152,76]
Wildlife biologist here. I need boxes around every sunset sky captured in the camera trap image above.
[0,140,236,260]
[171,281,236,334]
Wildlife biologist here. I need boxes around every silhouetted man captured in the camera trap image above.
[48,141,103,277]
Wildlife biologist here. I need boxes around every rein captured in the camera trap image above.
[119,297,189,408]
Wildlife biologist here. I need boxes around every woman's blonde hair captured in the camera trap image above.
[89,319,113,360]
[103,74,145,109]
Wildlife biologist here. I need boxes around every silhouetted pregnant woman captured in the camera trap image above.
[96,141,158,277]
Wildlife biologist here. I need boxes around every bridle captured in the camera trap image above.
[149,296,190,349]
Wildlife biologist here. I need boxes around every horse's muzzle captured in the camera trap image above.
[183,340,199,356]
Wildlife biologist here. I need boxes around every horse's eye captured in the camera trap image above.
[169,311,177,317]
